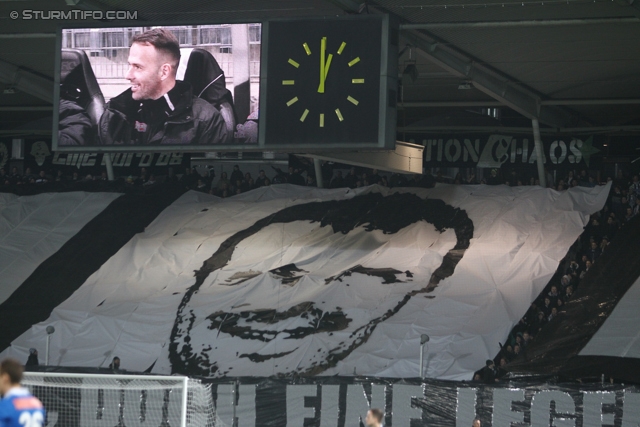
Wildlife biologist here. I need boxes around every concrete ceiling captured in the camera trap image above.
[0,0,639,149]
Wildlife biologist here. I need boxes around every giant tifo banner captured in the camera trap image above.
[24,375,640,427]
[405,134,601,168]
[0,184,609,381]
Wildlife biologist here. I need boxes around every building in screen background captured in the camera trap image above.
[56,24,261,148]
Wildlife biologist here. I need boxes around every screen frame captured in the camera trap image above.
[52,15,397,153]
[52,19,264,153]
[258,14,398,152]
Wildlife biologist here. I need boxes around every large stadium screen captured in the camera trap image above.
[53,24,261,151]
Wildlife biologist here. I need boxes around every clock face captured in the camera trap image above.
[262,18,385,148]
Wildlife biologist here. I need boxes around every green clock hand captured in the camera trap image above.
[318,37,333,93]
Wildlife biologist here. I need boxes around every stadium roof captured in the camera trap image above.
[0,0,639,149]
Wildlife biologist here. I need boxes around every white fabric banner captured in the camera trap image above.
[1,184,609,379]
[0,191,121,305]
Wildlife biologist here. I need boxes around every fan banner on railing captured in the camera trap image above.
[11,138,191,175]
[403,133,601,168]
[0,184,609,380]
[22,374,640,427]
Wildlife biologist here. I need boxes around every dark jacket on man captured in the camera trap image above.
[58,99,94,146]
[98,81,228,145]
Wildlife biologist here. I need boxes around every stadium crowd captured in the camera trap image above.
[474,170,639,383]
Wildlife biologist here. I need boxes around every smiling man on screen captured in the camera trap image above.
[0,359,45,427]
[99,28,228,146]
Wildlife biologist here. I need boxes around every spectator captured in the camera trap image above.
[136,168,149,186]
[109,356,121,370]
[565,285,574,299]
[503,345,515,362]
[288,168,305,186]
[143,174,157,186]
[547,286,560,306]
[540,297,553,316]
[25,349,38,367]
[230,165,243,185]
[244,172,254,190]
[215,172,230,194]
[35,171,48,184]
[497,357,508,377]
[634,198,640,217]
[201,169,214,187]
[580,260,592,279]
[513,344,521,358]
[630,175,640,203]
[9,167,21,185]
[587,241,601,263]
[180,167,197,189]
[329,170,344,189]
[23,168,35,184]
[196,178,208,192]
[166,167,178,183]
[616,196,629,219]
[565,260,579,279]
[605,215,619,239]
[369,169,382,185]
[271,166,288,184]
[360,172,370,187]
[343,167,358,189]
[482,359,498,383]
[487,169,502,185]
[625,207,635,224]
[234,179,247,193]
[530,311,547,335]
[389,173,408,188]
[410,174,423,188]
[255,170,268,187]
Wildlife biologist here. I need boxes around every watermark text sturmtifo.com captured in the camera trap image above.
[10,10,138,20]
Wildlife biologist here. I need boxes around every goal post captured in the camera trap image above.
[22,372,221,427]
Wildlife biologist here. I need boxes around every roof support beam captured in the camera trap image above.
[0,33,56,39]
[399,101,504,108]
[616,0,640,19]
[401,30,575,128]
[400,17,639,30]
[325,0,581,128]
[324,0,363,13]
[398,125,640,134]
[0,58,53,104]
[399,99,640,108]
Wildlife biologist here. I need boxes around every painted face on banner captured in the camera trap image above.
[169,192,473,377]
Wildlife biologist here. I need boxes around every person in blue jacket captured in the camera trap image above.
[0,359,45,427]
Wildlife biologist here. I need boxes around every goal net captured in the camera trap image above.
[22,372,224,427]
